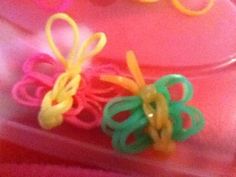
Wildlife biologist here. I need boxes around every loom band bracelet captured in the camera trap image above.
[172,0,215,16]
[154,74,193,104]
[169,103,205,141]
[102,96,142,135]
[112,116,152,153]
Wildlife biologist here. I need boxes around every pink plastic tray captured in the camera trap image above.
[0,0,236,176]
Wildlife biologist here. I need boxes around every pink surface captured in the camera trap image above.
[1,0,236,67]
[0,164,131,177]
[0,0,236,177]
[33,0,73,11]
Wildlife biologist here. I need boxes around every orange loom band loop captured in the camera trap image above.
[172,0,215,16]
[100,51,146,94]
[100,75,140,94]
[126,51,146,88]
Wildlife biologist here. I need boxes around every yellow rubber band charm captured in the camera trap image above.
[39,13,107,129]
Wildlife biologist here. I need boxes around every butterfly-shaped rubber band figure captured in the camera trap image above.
[101,51,205,154]
[33,0,214,16]
[12,13,119,130]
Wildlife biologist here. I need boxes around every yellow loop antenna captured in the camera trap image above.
[45,13,80,67]
[39,13,107,129]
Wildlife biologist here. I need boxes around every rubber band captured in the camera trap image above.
[12,53,120,130]
[169,103,205,141]
[138,0,214,16]
[154,74,193,103]
[12,13,114,130]
[126,51,146,88]
[100,75,139,94]
[45,13,80,67]
[172,0,215,16]
[101,51,205,154]
[101,51,175,153]
[37,13,107,129]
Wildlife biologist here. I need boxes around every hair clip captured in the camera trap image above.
[138,0,214,16]
[100,51,205,154]
[12,13,119,130]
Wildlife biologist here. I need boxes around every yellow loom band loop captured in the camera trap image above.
[140,85,174,152]
[75,32,107,67]
[126,51,146,88]
[39,72,81,129]
[38,91,73,129]
[172,0,214,16]
[51,73,81,99]
[45,13,80,67]
[140,86,168,129]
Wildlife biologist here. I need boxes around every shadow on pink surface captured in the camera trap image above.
[0,164,131,177]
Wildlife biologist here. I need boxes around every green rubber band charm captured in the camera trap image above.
[102,73,205,154]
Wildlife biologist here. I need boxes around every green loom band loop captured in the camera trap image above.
[102,96,142,135]
[112,111,152,153]
[169,103,205,141]
[102,96,152,153]
[102,72,205,154]
[154,74,193,104]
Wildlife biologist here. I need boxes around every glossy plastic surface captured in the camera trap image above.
[0,1,236,177]
[1,0,236,67]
